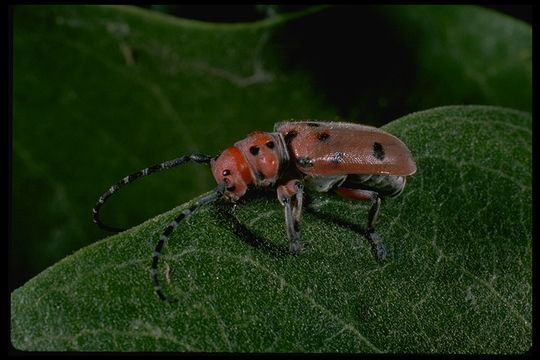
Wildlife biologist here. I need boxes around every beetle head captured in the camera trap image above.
[211,146,253,202]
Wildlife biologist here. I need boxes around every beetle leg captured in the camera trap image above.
[366,196,385,261]
[367,194,381,230]
[277,179,304,254]
[334,187,386,261]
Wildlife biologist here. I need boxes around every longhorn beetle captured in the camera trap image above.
[93,121,416,303]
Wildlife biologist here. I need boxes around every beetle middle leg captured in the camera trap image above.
[334,187,386,261]
[277,179,304,254]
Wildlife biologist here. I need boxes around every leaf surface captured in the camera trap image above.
[11,106,532,353]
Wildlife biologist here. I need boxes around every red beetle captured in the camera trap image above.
[93,121,416,303]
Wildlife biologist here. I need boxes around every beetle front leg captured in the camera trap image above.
[334,187,386,261]
[277,179,304,254]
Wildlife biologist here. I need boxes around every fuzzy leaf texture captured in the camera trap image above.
[11,106,532,353]
[11,5,531,289]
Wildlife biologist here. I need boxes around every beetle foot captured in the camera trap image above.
[366,230,386,262]
[289,241,307,255]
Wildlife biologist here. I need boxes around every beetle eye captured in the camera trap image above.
[249,146,259,156]
[222,169,231,176]
[266,141,275,149]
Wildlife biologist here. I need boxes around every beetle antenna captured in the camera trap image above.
[92,153,213,233]
[150,181,226,303]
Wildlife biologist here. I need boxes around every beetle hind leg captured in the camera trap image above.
[277,180,305,254]
[366,195,386,261]
[334,187,386,261]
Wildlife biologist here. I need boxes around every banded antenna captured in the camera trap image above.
[92,153,226,303]
[151,181,225,303]
[92,153,213,232]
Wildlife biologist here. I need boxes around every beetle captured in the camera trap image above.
[93,121,416,303]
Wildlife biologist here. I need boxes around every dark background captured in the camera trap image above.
[137,5,531,25]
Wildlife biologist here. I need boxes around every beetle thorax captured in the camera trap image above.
[210,132,289,202]
[235,131,289,187]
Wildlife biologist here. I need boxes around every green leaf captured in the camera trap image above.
[11,4,334,284]
[12,5,531,288]
[377,5,532,113]
[11,6,532,282]
[11,106,532,353]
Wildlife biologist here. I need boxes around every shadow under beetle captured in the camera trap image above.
[93,121,416,303]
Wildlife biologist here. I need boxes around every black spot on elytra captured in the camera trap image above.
[249,146,260,156]
[317,132,330,142]
[330,152,344,164]
[284,130,298,144]
[307,122,320,127]
[373,142,385,160]
[297,157,314,167]
[266,141,275,149]
[227,185,236,192]
[222,169,231,176]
